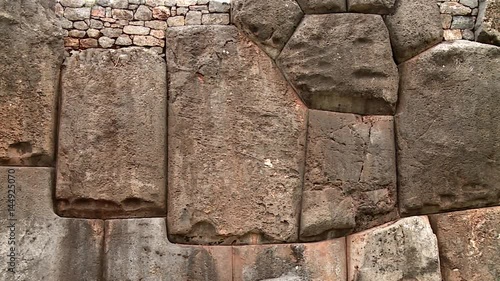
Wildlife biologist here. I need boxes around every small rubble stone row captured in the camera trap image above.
[438,0,480,41]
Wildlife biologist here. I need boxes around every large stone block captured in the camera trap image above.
[0,167,103,280]
[232,0,303,59]
[233,238,346,281]
[277,14,398,115]
[429,207,500,281]
[104,218,232,281]
[396,41,500,215]
[0,0,64,166]
[385,0,443,63]
[300,110,398,241]
[57,48,167,218]
[347,216,442,281]
[166,26,307,245]
[347,0,397,14]
[296,0,347,13]
[475,0,500,46]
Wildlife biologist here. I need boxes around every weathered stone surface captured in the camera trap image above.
[166,26,307,245]
[105,218,232,281]
[233,238,346,281]
[347,216,442,281]
[348,0,397,14]
[0,0,64,166]
[300,110,398,241]
[201,13,230,25]
[397,41,500,215]
[57,48,166,218]
[385,0,443,63]
[0,167,103,280]
[475,0,500,46]
[429,207,500,281]
[277,14,398,115]
[232,0,303,59]
[296,0,347,13]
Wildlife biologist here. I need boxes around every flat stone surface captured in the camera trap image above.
[348,0,397,14]
[0,0,64,166]
[277,14,398,115]
[347,216,442,281]
[232,0,303,59]
[396,40,500,215]
[296,0,347,13]
[166,26,307,245]
[233,238,346,281]
[0,167,103,280]
[429,207,500,281]
[57,47,167,218]
[475,0,500,46]
[385,0,443,63]
[300,110,398,241]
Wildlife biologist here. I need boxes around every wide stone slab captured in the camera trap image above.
[347,216,442,281]
[104,218,232,281]
[475,0,500,46]
[429,207,500,281]
[347,0,397,14]
[0,0,64,166]
[300,110,398,241]
[277,14,398,115]
[396,41,500,215]
[166,26,307,245]
[296,0,347,13]
[57,48,167,218]
[233,238,346,281]
[0,167,103,280]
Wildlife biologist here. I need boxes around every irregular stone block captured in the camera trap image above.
[296,0,347,13]
[385,0,443,63]
[166,26,307,245]
[104,218,232,281]
[475,0,500,46]
[277,14,398,115]
[429,207,500,281]
[396,41,500,215]
[233,238,346,281]
[300,110,398,241]
[0,167,103,280]
[64,7,91,20]
[57,48,167,218]
[232,0,303,59]
[0,0,64,166]
[347,216,442,281]
[347,0,397,14]
[441,2,473,15]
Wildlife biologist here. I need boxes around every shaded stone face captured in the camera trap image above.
[347,0,397,14]
[166,26,307,245]
[295,0,347,13]
[429,207,500,281]
[475,0,500,45]
[277,14,399,115]
[56,48,167,219]
[396,41,500,215]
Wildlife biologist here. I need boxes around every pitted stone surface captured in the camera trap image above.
[232,0,303,59]
[475,0,500,45]
[0,167,103,281]
[0,0,64,166]
[167,26,307,245]
[104,218,232,281]
[347,216,442,281]
[430,207,500,281]
[385,0,443,63]
[396,40,500,215]
[296,0,347,13]
[233,238,346,281]
[57,47,166,218]
[347,0,397,14]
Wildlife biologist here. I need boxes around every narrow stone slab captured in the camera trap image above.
[233,238,346,281]
[104,218,232,281]
[300,110,398,241]
[429,207,500,281]
[166,26,307,245]
[296,0,347,13]
[348,0,397,14]
[57,47,167,218]
[347,216,442,281]
[0,167,103,280]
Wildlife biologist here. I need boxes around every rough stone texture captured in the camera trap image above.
[348,0,397,14]
[57,48,167,218]
[475,0,500,45]
[104,218,232,281]
[300,110,398,241]
[429,207,500,281]
[232,0,304,59]
[233,238,346,281]
[0,0,64,166]
[385,0,443,63]
[0,167,103,280]
[396,40,500,215]
[167,26,307,245]
[277,14,398,115]
[347,216,442,281]
[296,0,347,13]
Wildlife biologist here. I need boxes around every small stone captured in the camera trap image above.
[472,7,478,15]
[451,15,475,29]
[64,7,91,20]
[60,0,86,8]
[197,0,209,4]
[55,3,65,16]
[110,0,128,8]
[60,17,73,29]
[441,14,452,28]
[185,11,202,25]
[135,5,152,20]
[91,5,105,17]
[90,19,104,29]
[462,29,475,40]
[145,20,168,29]
[150,29,165,38]
[101,17,116,22]
[177,6,188,15]
[65,37,80,48]
[123,25,150,35]
[80,38,98,48]
[129,0,142,4]
[167,16,185,26]
[115,35,133,45]
[100,27,123,37]
[112,9,134,20]
[118,19,129,26]
[128,4,138,9]
[73,20,89,30]
[201,13,229,25]
[440,2,472,15]
[106,6,112,17]
[177,0,197,6]
[189,5,208,11]
[104,22,111,27]
[129,20,145,25]
[133,35,164,46]
[208,0,230,12]
[87,28,101,37]
[443,29,463,40]
[459,0,478,8]
[98,36,115,47]
[97,0,111,6]
[150,47,164,54]
[68,29,86,37]
[152,6,170,20]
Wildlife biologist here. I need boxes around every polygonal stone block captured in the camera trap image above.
[296,0,347,13]
[347,0,397,14]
